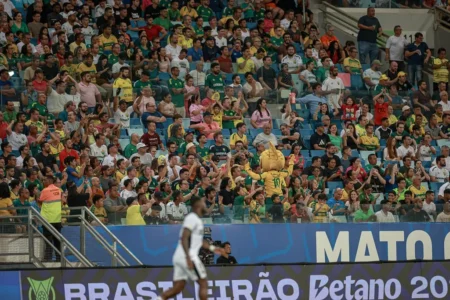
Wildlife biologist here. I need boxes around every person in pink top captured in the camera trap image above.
[250,98,272,128]
[188,94,207,125]
[189,112,221,139]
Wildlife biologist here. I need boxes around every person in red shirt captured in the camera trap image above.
[32,69,49,93]
[217,46,232,74]
[140,121,164,150]
[139,16,167,41]
[59,139,80,171]
[341,96,359,122]
[373,91,393,126]
[0,112,8,140]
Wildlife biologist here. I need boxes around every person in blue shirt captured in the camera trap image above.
[405,32,431,86]
[64,156,84,186]
[141,102,167,129]
[187,38,204,62]
[296,82,327,116]
[0,69,16,105]
[327,188,347,217]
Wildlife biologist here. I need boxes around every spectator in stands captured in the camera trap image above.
[363,60,382,91]
[375,200,395,223]
[405,197,431,222]
[252,123,277,149]
[405,32,431,86]
[190,111,221,139]
[436,203,450,222]
[413,80,434,119]
[385,25,408,72]
[343,46,362,74]
[357,7,382,64]
[310,122,330,150]
[433,48,450,91]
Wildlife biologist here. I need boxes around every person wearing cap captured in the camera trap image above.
[362,59,382,90]
[62,10,79,36]
[395,71,413,97]
[405,32,431,86]
[179,131,195,155]
[310,121,331,150]
[354,199,377,223]
[102,143,125,168]
[189,111,221,139]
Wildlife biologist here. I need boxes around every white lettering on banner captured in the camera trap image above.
[355,232,379,262]
[115,282,134,299]
[231,280,252,298]
[309,275,402,300]
[317,230,437,262]
[65,284,87,299]
[213,280,231,300]
[88,283,109,299]
[316,231,349,263]
[406,230,432,260]
[445,232,450,259]
[379,231,404,261]
[136,282,158,299]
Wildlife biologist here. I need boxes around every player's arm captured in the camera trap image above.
[202,240,225,256]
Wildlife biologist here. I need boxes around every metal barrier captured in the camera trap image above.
[0,206,142,268]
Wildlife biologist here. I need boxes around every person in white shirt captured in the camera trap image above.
[281,45,303,74]
[363,60,382,90]
[120,178,138,199]
[432,146,450,172]
[321,66,344,109]
[215,28,228,48]
[436,203,450,222]
[112,53,130,75]
[6,122,27,151]
[2,0,15,18]
[167,153,183,183]
[171,49,190,80]
[396,135,416,159]
[130,143,153,166]
[385,25,409,71]
[355,103,374,122]
[189,62,206,86]
[438,91,450,113]
[102,144,125,167]
[89,133,108,159]
[114,99,137,128]
[422,191,437,221]
[280,10,294,30]
[119,166,140,189]
[430,155,450,183]
[47,76,80,115]
[375,200,395,223]
[165,34,182,60]
[166,190,188,223]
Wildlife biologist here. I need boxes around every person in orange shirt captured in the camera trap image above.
[320,24,340,51]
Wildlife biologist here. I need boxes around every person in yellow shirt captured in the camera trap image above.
[409,176,427,200]
[113,67,133,103]
[230,122,248,149]
[125,196,146,225]
[179,27,193,49]
[310,194,330,223]
[98,25,118,51]
[343,47,363,74]
[360,124,380,151]
[76,54,97,83]
[236,48,255,74]
[180,0,198,18]
[433,48,449,90]
[90,195,108,225]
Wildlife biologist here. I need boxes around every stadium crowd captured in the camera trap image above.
[0,0,448,240]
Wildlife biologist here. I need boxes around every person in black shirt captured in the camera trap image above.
[310,123,330,150]
[144,0,162,20]
[145,203,166,225]
[218,178,234,206]
[203,36,220,62]
[216,242,238,264]
[115,7,131,28]
[97,7,113,31]
[209,132,230,163]
[128,0,143,20]
[405,197,431,222]
[41,54,59,80]
[321,143,342,168]
[304,156,323,176]
[268,194,284,223]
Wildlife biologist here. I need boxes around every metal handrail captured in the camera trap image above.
[27,207,94,268]
[434,6,450,29]
[320,2,390,47]
[80,207,143,266]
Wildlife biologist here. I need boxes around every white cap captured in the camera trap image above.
[137,142,147,149]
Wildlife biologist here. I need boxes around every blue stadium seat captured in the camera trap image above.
[300,150,310,157]
[310,150,325,157]
[250,128,263,137]
[327,181,343,191]
[225,73,234,85]
[127,30,139,40]
[335,64,343,72]
[189,62,197,70]
[120,129,129,138]
[137,20,146,27]
[10,77,22,89]
[301,123,312,130]
[300,129,313,137]
[119,139,128,150]
[422,161,431,168]
[222,130,231,138]
[303,137,311,149]
[350,74,365,90]
[130,118,141,128]
[361,64,370,71]
[129,128,144,136]
[282,149,291,157]
[271,63,279,74]
[430,182,444,193]
[272,129,281,136]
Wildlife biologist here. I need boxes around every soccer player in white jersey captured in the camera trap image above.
[157,196,224,300]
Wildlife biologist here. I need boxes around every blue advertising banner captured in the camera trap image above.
[0,271,21,299]
[9,261,450,299]
[62,223,450,266]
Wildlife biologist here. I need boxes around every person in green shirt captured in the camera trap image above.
[315,57,331,83]
[168,124,185,147]
[3,101,17,123]
[168,1,181,21]
[197,0,214,20]
[154,8,172,31]
[108,44,121,65]
[168,66,185,111]
[270,27,284,51]
[359,184,375,205]
[194,17,204,37]
[205,63,225,99]
[196,134,210,159]
[222,1,234,17]
[32,93,49,118]
[222,98,238,129]
[123,134,140,158]
[354,200,377,222]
